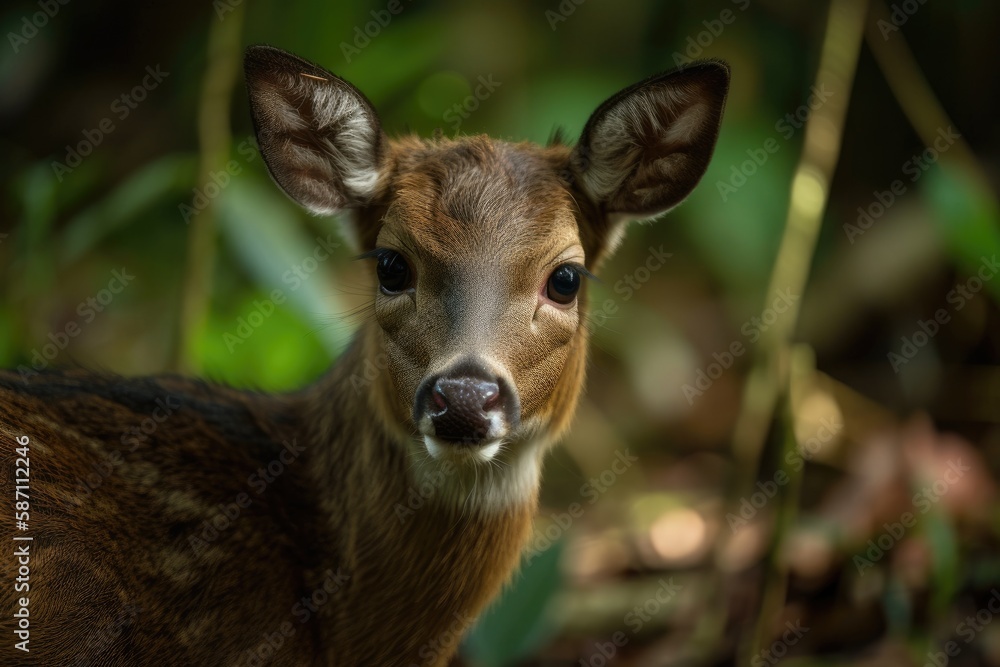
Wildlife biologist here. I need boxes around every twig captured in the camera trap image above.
[743,346,814,665]
[730,0,870,491]
[171,7,246,372]
[865,1,991,194]
[721,0,871,663]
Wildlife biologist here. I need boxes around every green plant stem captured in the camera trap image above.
[172,8,246,372]
[865,1,991,194]
[724,0,870,663]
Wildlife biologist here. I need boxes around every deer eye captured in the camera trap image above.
[546,265,581,305]
[376,249,412,294]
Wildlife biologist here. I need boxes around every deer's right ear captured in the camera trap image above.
[568,60,729,259]
[244,45,386,216]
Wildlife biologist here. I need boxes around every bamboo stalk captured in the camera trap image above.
[721,0,871,663]
[172,7,246,372]
[730,0,870,489]
[743,346,814,665]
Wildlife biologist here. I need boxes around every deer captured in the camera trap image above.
[0,45,729,666]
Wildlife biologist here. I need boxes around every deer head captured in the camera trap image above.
[244,45,729,509]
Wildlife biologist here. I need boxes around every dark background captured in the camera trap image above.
[2,0,1000,665]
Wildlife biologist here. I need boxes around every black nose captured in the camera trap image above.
[415,361,519,444]
[430,376,499,442]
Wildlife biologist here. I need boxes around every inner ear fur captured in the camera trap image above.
[244,45,387,216]
[571,60,730,220]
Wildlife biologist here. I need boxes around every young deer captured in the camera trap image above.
[1,46,728,666]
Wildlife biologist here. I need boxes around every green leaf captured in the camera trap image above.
[461,541,564,667]
[11,161,61,298]
[197,297,331,390]
[923,508,960,617]
[515,73,622,144]
[682,117,792,296]
[882,574,912,636]
[215,175,350,357]
[339,19,446,104]
[59,154,198,263]
[923,163,1000,304]
[19,161,59,248]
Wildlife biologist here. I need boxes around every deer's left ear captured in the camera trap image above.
[244,45,386,216]
[570,60,730,228]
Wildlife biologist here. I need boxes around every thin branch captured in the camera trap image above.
[172,7,246,372]
[730,0,870,488]
[744,346,814,665]
[713,0,871,663]
[865,1,991,193]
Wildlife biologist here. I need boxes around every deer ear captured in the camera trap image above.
[570,60,729,223]
[244,45,386,216]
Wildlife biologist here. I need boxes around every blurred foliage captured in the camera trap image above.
[464,545,565,666]
[2,0,1000,665]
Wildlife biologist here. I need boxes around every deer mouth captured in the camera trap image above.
[419,398,509,462]
[422,435,504,463]
[412,357,521,461]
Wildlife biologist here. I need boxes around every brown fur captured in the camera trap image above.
[0,47,728,666]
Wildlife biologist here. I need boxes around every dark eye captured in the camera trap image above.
[546,265,581,305]
[376,249,412,294]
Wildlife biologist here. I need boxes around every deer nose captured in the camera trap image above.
[430,376,500,443]
[416,362,519,445]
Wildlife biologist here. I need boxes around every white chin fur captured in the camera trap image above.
[412,435,545,514]
[423,435,502,463]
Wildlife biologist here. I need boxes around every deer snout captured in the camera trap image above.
[415,360,519,455]
[430,376,500,441]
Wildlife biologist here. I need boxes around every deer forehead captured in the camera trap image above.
[378,137,583,274]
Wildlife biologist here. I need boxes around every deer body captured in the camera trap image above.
[1,46,728,666]
[1,339,531,665]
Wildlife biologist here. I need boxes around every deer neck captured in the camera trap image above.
[297,326,539,664]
